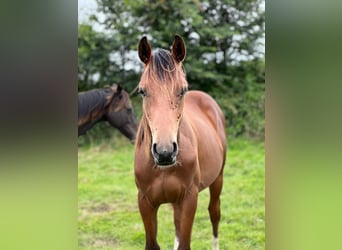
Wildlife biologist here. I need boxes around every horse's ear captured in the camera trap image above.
[117,84,122,93]
[171,35,186,63]
[138,36,152,64]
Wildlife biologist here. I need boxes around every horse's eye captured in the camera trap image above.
[138,88,147,97]
[178,87,188,97]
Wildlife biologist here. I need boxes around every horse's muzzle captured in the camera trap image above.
[152,142,178,166]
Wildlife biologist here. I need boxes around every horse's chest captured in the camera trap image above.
[146,172,188,205]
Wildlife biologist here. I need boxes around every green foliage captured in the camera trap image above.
[78,24,110,91]
[78,24,141,92]
[78,138,265,249]
[78,0,265,138]
[214,59,265,138]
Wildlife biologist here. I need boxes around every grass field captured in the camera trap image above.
[78,137,264,249]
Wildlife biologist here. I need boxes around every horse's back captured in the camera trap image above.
[184,91,226,189]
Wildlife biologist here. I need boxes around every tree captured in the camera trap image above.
[78,23,140,92]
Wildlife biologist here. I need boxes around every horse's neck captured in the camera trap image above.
[78,108,107,135]
[90,108,107,125]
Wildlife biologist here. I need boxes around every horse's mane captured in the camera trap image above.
[135,115,152,156]
[78,87,113,118]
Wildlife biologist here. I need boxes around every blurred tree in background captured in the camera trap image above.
[78,0,265,139]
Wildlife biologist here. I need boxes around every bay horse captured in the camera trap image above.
[134,35,227,250]
[78,84,138,143]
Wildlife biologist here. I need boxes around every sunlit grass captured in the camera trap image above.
[78,137,264,249]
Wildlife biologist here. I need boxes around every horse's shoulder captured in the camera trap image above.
[184,90,225,134]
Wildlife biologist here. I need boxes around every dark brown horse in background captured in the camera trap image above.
[78,84,138,143]
[134,35,227,250]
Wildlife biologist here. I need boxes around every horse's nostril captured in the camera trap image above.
[172,142,178,155]
[152,143,158,155]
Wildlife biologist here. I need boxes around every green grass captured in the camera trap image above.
[78,137,264,249]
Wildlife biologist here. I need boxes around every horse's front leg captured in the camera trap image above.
[138,191,160,250]
[177,185,199,250]
[172,203,181,250]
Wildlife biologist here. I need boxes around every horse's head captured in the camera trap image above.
[106,84,138,143]
[138,35,188,166]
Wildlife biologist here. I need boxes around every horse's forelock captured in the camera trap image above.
[152,49,176,80]
[141,49,187,94]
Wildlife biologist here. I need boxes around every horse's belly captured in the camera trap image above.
[199,154,224,190]
[197,130,225,190]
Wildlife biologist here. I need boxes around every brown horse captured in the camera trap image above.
[78,84,138,143]
[134,35,227,250]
